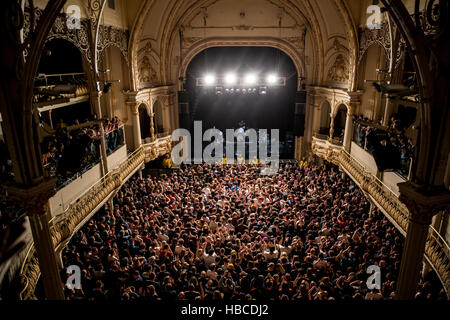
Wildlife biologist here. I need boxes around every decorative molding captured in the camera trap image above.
[358,21,391,69]
[283,35,305,50]
[138,55,158,85]
[327,54,349,83]
[181,37,203,49]
[143,135,172,163]
[24,8,130,72]
[97,25,130,64]
[24,9,93,69]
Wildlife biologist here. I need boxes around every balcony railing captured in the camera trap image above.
[18,147,146,300]
[312,135,450,297]
[142,135,172,163]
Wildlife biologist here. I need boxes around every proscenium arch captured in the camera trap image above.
[179,38,304,91]
[130,0,358,92]
[163,0,321,85]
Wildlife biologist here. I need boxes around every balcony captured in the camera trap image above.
[17,132,175,299]
[18,147,146,300]
[312,134,450,297]
[142,134,172,163]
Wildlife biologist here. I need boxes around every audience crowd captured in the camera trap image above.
[42,116,123,187]
[353,114,414,176]
[62,162,445,301]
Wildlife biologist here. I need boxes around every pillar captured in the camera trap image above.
[329,115,335,142]
[395,182,450,300]
[395,211,430,300]
[129,102,142,150]
[444,153,450,189]
[150,111,156,141]
[91,91,108,176]
[294,136,303,161]
[343,108,354,151]
[312,103,321,135]
[162,97,172,134]
[8,182,65,300]
[48,110,54,129]
[382,97,392,126]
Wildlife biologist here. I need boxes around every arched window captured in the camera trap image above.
[139,104,151,140]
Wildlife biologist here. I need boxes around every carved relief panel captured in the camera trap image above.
[137,40,160,89]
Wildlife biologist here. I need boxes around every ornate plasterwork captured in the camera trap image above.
[283,35,305,50]
[181,37,204,49]
[138,56,158,85]
[358,21,391,69]
[136,41,160,89]
[24,9,93,69]
[97,25,130,64]
[329,38,349,54]
[327,54,349,83]
[23,7,130,72]
[394,37,406,71]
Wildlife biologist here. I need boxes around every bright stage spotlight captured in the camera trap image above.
[244,73,258,85]
[224,73,237,85]
[204,74,216,85]
[267,74,278,85]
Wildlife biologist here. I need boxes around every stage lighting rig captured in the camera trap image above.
[244,73,258,85]
[196,72,285,94]
[204,74,216,86]
[267,74,278,85]
[225,73,238,85]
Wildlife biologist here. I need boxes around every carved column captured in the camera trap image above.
[312,102,321,135]
[343,107,354,151]
[91,91,109,175]
[129,102,142,150]
[395,182,450,300]
[8,181,64,300]
[329,116,335,142]
[150,111,156,141]
[382,97,394,126]
[161,96,171,134]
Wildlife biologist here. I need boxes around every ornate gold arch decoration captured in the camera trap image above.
[161,0,323,86]
[357,21,391,70]
[179,37,305,90]
[97,25,130,65]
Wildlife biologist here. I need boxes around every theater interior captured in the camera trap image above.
[0,0,449,304]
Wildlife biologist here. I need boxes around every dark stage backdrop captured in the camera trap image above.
[185,47,298,140]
